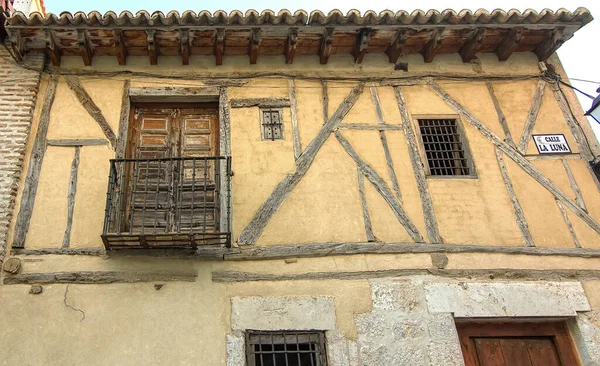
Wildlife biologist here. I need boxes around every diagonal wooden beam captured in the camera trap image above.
[422,28,444,63]
[352,28,371,64]
[237,83,365,245]
[429,80,600,236]
[180,29,190,65]
[495,147,534,247]
[320,27,334,64]
[77,29,92,66]
[12,78,59,248]
[114,29,127,65]
[285,28,298,64]
[64,76,117,149]
[485,82,516,148]
[335,131,424,243]
[460,29,485,63]
[556,200,582,248]
[495,27,523,62]
[215,28,225,66]
[517,79,546,153]
[146,29,158,65]
[357,168,375,242]
[386,29,406,64]
[249,28,261,64]
[562,159,587,212]
[394,87,442,244]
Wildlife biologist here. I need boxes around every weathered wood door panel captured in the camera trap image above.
[125,105,219,234]
[457,322,580,366]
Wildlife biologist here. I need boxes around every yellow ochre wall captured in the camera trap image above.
[8,52,600,251]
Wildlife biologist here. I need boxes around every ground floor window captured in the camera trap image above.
[456,321,580,365]
[245,330,327,366]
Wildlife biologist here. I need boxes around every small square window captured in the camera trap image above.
[245,330,327,366]
[261,109,284,141]
[417,118,475,177]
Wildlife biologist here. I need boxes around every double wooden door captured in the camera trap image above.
[124,104,219,234]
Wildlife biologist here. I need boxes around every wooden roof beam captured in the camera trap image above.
[114,29,127,65]
[180,29,190,65]
[422,27,444,63]
[386,29,406,64]
[535,27,568,61]
[495,27,523,61]
[77,29,92,66]
[146,29,158,65]
[45,30,61,66]
[249,28,261,64]
[285,28,298,64]
[352,28,371,64]
[320,27,334,64]
[215,28,224,65]
[9,29,25,63]
[460,28,484,62]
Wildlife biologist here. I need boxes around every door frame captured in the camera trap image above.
[456,320,581,366]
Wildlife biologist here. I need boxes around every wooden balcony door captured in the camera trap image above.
[124,104,219,234]
[457,322,580,366]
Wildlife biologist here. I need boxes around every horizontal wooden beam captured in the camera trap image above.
[213,268,600,282]
[230,97,291,108]
[47,139,109,147]
[336,123,403,131]
[128,86,220,102]
[3,270,198,285]
[525,153,581,161]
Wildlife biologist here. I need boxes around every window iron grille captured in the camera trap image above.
[245,330,327,366]
[261,109,284,141]
[418,118,473,176]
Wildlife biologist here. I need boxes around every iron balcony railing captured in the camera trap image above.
[102,156,232,250]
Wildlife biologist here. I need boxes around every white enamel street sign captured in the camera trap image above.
[532,134,571,154]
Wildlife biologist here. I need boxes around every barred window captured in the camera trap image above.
[261,109,284,141]
[245,330,327,366]
[417,118,474,177]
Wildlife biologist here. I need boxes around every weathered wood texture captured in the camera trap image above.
[128,86,219,102]
[526,153,580,161]
[230,97,290,108]
[370,85,402,201]
[288,79,302,160]
[237,83,365,245]
[213,268,600,282]
[357,169,375,242]
[517,79,546,153]
[485,82,515,148]
[202,79,248,87]
[64,75,117,148]
[47,139,108,147]
[12,77,58,249]
[495,147,534,246]
[219,87,232,233]
[12,248,106,256]
[394,87,442,243]
[556,200,582,248]
[3,270,198,285]
[460,29,485,62]
[335,131,423,242]
[428,81,600,236]
[562,159,587,211]
[321,80,329,125]
[62,147,80,248]
[336,123,404,131]
[116,80,130,158]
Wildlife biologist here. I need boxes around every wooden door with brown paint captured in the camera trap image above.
[457,322,580,366]
[125,104,219,234]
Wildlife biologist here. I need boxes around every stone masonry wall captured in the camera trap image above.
[0,47,43,262]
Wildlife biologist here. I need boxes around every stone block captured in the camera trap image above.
[427,340,465,366]
[428,313,459,341]
[226,333,245,366]
[370,280,423,313]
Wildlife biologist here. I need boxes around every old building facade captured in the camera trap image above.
[1,7,600,366]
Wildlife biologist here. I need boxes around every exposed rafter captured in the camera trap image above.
[146,29,158,65]
[495,27,523,61]
[249,28,261,64]
[386,29,406,64]
[215,28,225,65]
[45,29,61,66]
[535,27,567,61]
[422,27,444,63]
[114,29,127,65]
[460,28,484,62]
[9,29,25,63]
[352,28,371,64]
[319,27,334,64]
[77,29,92,66]
[180,29,190,65]
[285,28,298,64]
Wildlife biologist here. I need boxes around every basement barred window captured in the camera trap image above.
[417,118,474,176]
[245,330,327,366]
[261,109,284,141]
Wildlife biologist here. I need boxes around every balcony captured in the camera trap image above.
[102,157,232,250]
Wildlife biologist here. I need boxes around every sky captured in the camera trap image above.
[44,0,600,139]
